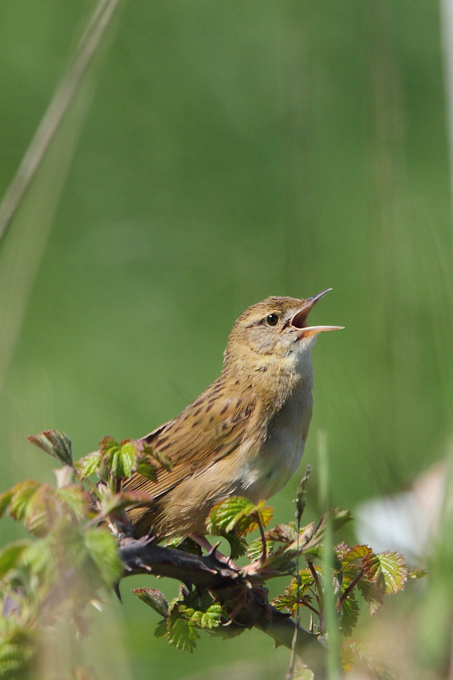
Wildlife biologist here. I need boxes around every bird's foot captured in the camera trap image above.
[189,533,238,570]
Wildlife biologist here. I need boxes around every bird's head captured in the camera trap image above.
[223,290,343,372]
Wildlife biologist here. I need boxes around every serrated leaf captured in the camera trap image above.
[339,591,359,636]
[206,496,273,537]
[142,442,172,471]
[331,508,354,533]
[356,578,384,615]
[374,552,407,595]
[188,603,223,629]
[98,436,118,454]
[57,486,90,520]
[272,569,317,615]
[136,458,157,481]
[83,528,122,587]
[342,639,394,678]
[0,542,29,579]
[167,617,199,652]
[247,538,274,561]
[0,623,36,677]
[154,620,168,639]
[341,544,373,566]
[76,451,103,479]
[117,441,138,478]
[265,523,298,544]
[293,669,314,680]
[21,535,55,580]
[300,510,352,560]
[98,491,151,517]
[23,484,60,537]
[8,481,41,522]
[28,430,73,466]
[0,490,12,519]
[223,532,248,559]
[133,588,169,617]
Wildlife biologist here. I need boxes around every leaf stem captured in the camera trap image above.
[337,568,365,610]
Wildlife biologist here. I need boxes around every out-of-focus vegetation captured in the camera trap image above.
[0,431,412,679]
[0,0,452,678]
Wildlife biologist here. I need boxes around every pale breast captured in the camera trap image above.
[236,384,313,502]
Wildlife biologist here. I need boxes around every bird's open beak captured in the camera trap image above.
[291,288,344,339]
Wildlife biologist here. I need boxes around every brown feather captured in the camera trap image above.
[124,380,258,532]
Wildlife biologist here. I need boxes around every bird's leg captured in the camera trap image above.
[189,533,213,553]
[223,587,250,626]
[189,533,238,570]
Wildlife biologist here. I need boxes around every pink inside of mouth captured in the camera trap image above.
[291,309,308,329]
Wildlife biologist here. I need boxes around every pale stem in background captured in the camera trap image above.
[441,0,453,203]
[318,431,341,680]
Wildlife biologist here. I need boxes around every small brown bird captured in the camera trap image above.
[125,290,342,539]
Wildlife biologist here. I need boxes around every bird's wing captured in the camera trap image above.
[123,383,258,499]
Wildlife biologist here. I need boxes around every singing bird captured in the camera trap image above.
[125,290,342,538]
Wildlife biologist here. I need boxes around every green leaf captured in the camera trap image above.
[20,535,55,581]
[330,508,354,533]
[57,486,90,520]
[142,442,172,471]
[28,430,73,467]
[133,588,169,617]
[76,451,103,479]
[8,480,41,522]
[187,603,223,629]
[98,436,119,454]
[136,458,157,481]
[104,439,138,479]
[356,578,384,615]
[154,620,168,639]
[342,638,394,678]
[272,569,317,615]
[167,617,199,652]
[22,484,59,537]
[408,568,427,579]
[118,441,138,478]
[206,496,273,537]
[293,669,314,680]
[264,523,298,544]
[223,532,248,559]
[83,528,122,587]
[247,537,274,561]
[0,623,36,678]
[98,491,150,517]
[0,542,29,579]
[374,552,408,595]
[340,544,372,566]
[0,490,12,519]
[339,591,360,636]
[301,510,352,560]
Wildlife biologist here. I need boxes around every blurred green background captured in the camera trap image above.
[0,0,452,678]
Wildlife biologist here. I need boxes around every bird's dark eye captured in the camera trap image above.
[266,313,279,326]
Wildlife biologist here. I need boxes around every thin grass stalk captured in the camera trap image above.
[0,0,123,243]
